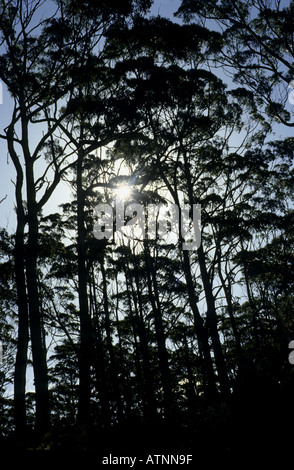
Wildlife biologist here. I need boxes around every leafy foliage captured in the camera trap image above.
[0,0,293,457]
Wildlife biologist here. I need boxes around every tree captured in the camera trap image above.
[0,0,73,437]
[176,0,294,127]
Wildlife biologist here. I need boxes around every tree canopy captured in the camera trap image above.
[0,0,293,461]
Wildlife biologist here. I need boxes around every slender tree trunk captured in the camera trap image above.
[100,259,124,421]
[90,268,111,427]
[197,244,230,396]
[182,331,197,415]
[13,186,29,439]
[132,261,158,420]
[158,159,217,399]
[115,288,132,420]
[240,238,260,345]
[181,249,217,399]
[14,219,29,441]
[216,246,243,365]
[76,151,92,425]
[143,242,174,420]
[123,255,157,421]
[8,127,29,441]
[25,158,50,435]
[19,110,51,436]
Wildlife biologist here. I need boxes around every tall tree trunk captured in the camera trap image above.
[197,244,230,396]
[100,259,124,421]
[90,268,111,427]
[216,243,243,366]
[25,154,50,435]
[143,242,174,420]
[76,151,92,426]
[16,109,51,436]
[181,249,217,399]
[122,254,157,421]
[115,285,132,420]
[158,159,217,399]
[14,227,29,441]
[181,153,230,396]
[132,260,157,421]
[182,330,197,415]
[14,217,29,441]
[9,129,29,441]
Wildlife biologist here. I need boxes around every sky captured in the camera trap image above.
[150,0,181,17]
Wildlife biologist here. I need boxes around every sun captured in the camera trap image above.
[114,184,132,201]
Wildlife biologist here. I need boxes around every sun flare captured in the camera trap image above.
[115,184,132,200]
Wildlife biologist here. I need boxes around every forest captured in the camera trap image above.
[0,0,293,461]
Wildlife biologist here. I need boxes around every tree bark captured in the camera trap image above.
[8,125,29,440]
[14,222,29,442]
[197,244,230,396]
[76,151,92,426]
[100,258,124,421]
[181,249,218,399]
[25,152,50,435]
[90,267,111,427]
[132,260,158,420]
[143,242,174,420]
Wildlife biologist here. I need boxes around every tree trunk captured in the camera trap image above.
[182,331,197,415]
[8,127,29,441]
[158,160,217,399]
[100,258,124,421]
[181,249,217,399]
[181,154,230,396]
[76,151,92,426]
[18,110,51,436]
[143,242,174,420]
[14,227,29,442]
[132,261,158,420]
[216,245,243,366]
[123,254,157,421]
[25,155,50,436]
[90,267,111,427]
[197,244,230,396]
[14,205,29,439]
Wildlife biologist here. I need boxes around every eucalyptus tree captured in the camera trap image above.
[0,0,79,438]
[176,0,294,128]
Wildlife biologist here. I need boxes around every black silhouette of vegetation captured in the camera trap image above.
[0,0,293,462]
